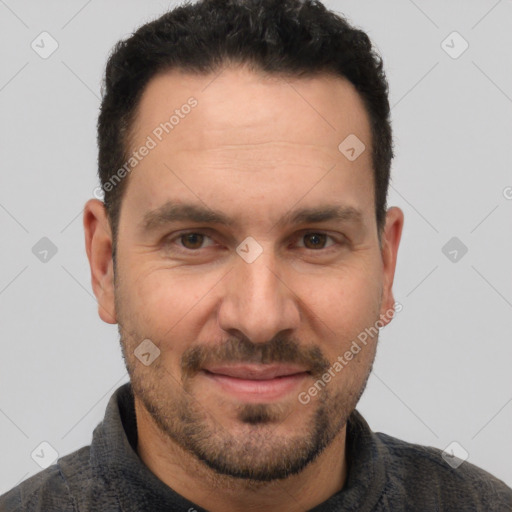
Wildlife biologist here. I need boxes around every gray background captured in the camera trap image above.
[1,0,511,494]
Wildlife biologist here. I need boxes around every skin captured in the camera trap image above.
[84,64,403,512]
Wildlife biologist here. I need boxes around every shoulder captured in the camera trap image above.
[375,431,512,510]
[0,446,91,512]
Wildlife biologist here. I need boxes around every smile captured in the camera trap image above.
[201,364,310,402]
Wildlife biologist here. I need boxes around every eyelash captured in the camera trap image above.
[164,230,344,255]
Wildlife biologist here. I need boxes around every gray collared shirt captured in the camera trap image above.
[1,382,511,511]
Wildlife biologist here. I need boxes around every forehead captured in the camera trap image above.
[122,64,374,226]
[132,64,371,152]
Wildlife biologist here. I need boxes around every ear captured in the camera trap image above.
[378,206,404,325]
[83,199,117,324]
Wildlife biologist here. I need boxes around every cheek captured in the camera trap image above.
[304,271,381,393]
[299,264,382,335]
[294,274,382,387]
[117,248,382,357]
[121,267,216,341]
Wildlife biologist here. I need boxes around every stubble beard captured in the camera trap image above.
[113,271,376,486]
[119,327,374,486]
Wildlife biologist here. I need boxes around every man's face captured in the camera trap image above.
[96,66,402,481]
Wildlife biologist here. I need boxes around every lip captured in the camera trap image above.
[201,364,310,401]
[203,364,309,380]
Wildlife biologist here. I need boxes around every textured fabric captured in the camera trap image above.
[1,382,511,511]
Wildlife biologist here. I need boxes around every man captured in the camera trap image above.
[1,0,511,510]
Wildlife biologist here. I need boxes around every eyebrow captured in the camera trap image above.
[140,200,364,233]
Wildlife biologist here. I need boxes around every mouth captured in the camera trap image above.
[201,364,311,402]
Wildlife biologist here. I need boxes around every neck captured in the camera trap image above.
[134,397,348,512]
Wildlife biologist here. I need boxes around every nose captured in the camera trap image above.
[217,248,301,344]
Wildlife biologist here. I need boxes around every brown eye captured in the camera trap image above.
[302,233,328,249]
[180,233,205,249]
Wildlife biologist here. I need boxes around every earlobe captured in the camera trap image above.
[379,206,404,324]
[83,199,117,324]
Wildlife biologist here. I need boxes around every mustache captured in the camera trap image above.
[181,335,330,379]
